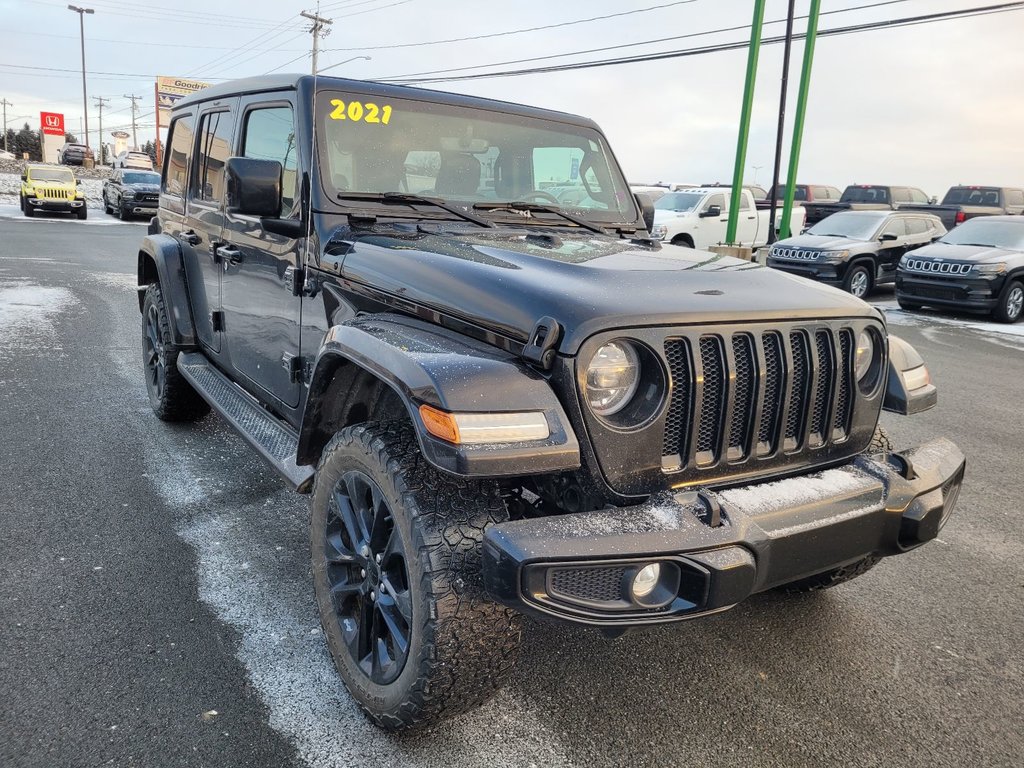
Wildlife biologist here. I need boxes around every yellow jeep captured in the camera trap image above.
[20,164,88,219]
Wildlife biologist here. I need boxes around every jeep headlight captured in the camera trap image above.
[585,341,640,417]
[855,330,875,381]
[973,262,1006,275]
[652,224,667,240]
[820,249,850,263]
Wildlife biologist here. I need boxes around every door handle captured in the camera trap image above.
[181,230,200,246]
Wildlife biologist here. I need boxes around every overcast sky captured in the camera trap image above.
[3,0,1023,194]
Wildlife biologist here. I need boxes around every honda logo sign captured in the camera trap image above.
[40,112,65,137]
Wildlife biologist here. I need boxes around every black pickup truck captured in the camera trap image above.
[803,185,932,227]
[900,186,1024,230]
[137,74,964,730]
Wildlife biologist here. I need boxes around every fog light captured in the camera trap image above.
[631,563,660,598]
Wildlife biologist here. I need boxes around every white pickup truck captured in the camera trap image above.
[650,187,806,250]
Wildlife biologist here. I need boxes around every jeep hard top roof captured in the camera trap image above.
[174,74,600,130]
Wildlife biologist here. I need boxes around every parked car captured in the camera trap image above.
[102,168,161,219]
[19,163,87,219]
[113,151,154,170]
[58,143,95,166]
[900,186,1024,230]
[701,182,768,200]
[138,73,963,730]
[767,210,945,298]
[629,184,670,202]
[895,215,1024,322]
[803,184,933,227]
[651,186,806,249]
[769,183,843,204]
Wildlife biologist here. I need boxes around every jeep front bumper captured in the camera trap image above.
[482,439,964,627]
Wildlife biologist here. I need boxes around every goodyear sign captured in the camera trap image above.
[156,76,210,122]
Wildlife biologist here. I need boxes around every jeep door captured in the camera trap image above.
[186,103,237,354]
[220,96,303,409]
[876,216,910,280]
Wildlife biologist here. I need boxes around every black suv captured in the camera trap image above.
[103,168,161,219]
[767,210,946,297]
[137,75,964,730]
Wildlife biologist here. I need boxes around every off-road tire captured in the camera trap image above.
[103,194,113,215]
[141,283,209,422]
[896,296,923,312]
[77,206,88,220]
[993,279,1024,324]
[843,262,873,298]
[311,422,521,731]
[778,425,891,593]
[23,197,33,217]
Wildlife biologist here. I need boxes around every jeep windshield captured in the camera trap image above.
[653,192,704,212]
[123,172,159,184]
[315,91,637,226]
[940,219,1024,250]
[806,211,888,240]
[30,168,75,183]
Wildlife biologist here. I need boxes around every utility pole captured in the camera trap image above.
[767,0,797,245]
[68,5,95,152]
[300,9,333,75]
[124,93,142,149]
[93,96,109,164]
[0,99,11,152]
[725,0,766,246]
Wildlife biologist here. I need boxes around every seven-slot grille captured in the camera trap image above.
[36,187,73,200]
[902,258,973,275]
[662,326,856,472]
[770,246,819,261]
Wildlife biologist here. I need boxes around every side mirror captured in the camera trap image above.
[225,157,282,217]
[21,173,27,181]
[880,232,898,242]
[929,197,937,205]
[700,204,722,218]
[634,192,655,234]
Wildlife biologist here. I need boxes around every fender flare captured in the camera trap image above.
[137,234,196,347]
[297,314,581,478]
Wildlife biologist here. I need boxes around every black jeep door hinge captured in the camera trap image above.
[283,353,310,384]
[522,316,562,370]
[211,311,225,332]
[285,266,305,297]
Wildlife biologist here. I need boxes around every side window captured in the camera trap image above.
[906,218,928,235]
[192,110,234,204]
[163,113,194,198]
[738,193,751,211]
[1005,189,1024,207]
[881,218,907,238]
[910,188,929,204]
[705,193,725,213]
[891,187,909,203]
[242,105,298,216]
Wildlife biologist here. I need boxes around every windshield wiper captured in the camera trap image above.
[472,201,605,234]
[336,192,495,228]
[950,242,993,247]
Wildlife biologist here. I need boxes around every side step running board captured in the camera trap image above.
[177,352,315,493]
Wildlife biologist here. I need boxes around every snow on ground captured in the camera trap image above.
[880,305,1024,350]
[0,203,147,225]
[0,279,78,359]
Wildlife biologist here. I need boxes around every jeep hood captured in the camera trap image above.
[912,241,1019,263]
[123,183,161,193]
[335,226,878,353]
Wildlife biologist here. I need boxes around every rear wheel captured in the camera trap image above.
[311,422,521,730]
[993,279,1024,324]
[141,283,209,421]
[843,263,873,298]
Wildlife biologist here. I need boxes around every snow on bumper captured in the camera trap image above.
[482,438,965,626]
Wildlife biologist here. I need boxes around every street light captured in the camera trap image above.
[68,5,94,152]
[316,55,372,74]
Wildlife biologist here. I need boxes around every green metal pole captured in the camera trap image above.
[779,0,822,240]
[725,0,766,246]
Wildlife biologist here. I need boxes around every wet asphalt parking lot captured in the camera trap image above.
[1,210,1022,768]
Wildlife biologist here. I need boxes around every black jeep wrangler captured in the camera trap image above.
[138,75,965,730]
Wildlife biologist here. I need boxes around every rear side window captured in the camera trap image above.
[242,105,299,217]
[192,110,235,204]
[906,218,928,235]
[164,114,194,197]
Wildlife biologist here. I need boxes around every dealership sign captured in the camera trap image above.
[40,112,65,136]
[156,76,210,122]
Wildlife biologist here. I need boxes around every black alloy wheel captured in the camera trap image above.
[324,471,412,685]
[143,301,167,404]
[140,283,209,421]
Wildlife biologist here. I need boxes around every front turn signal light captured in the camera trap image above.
[419,404,549,445]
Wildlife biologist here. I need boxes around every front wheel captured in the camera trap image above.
[843,263,873,298]
[76,206,88,220]
[311,422,521,730]
[141,283,209,421]
[993,279,1024,324]
[23,198,33,218]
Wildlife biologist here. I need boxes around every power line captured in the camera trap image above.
[323,0,698,52]
[383,1,1024,84]
[377,0,915,81]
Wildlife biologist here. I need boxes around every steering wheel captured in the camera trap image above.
[519,190,561,205]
